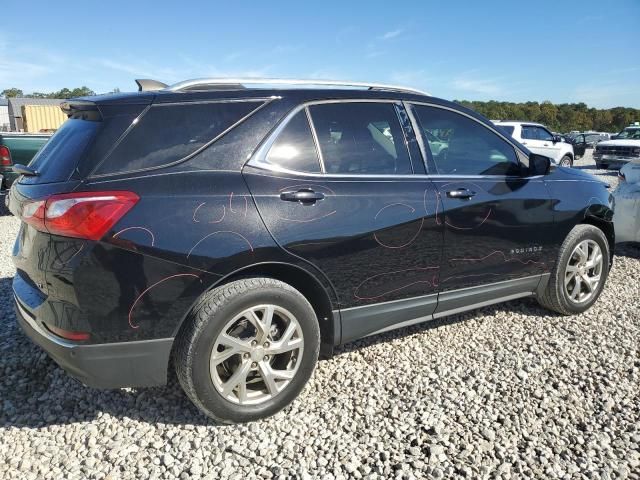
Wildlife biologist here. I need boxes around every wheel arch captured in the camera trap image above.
[581,214,615,262]
[173,261,339,357]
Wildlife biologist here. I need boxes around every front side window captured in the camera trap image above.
[535,127,554,141]
[412,105,520,176]
[521,126,537,140]
[265,110,321,173]
[308,102,412,174]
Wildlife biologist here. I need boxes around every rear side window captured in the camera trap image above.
[265,110,321,173]
[308,102,412,174]
[24,118,100,184]
[93,101,262,175]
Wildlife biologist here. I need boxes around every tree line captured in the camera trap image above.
[455,100,639,134]
[1,87,97,99]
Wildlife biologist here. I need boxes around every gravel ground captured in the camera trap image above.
[1,151,639,479]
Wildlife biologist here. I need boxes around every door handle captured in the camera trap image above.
[521,141,527,145]
[280,189,325,203]
[446,188,476,199]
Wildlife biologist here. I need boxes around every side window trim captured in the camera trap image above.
[406,101,526,177]
[249,99,417,178]
[305,106,326,173]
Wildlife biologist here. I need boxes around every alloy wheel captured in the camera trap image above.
[564,239,603,304]
[209,304,304,405]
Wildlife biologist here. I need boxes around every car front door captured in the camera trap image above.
[243,100,443,342]
[409,103,555,316]
[572,134,587,157]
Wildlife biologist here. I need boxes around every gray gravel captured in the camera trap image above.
[1,151,639,479]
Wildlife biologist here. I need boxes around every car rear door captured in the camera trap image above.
[408,103,555,315]
[243,100,443,342]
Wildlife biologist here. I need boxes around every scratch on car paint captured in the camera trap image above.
[276,210,337,223]
[113,226,156,246]
[445,208,492,230]
[187,230,255,259]
[450,250,545,266]
[354,266,440,300]
[373,203,424,249]
[192,202,206,223]
[128,273,201,329]
[441,272,506,283]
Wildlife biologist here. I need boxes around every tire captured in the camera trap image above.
[175,277,320,424]
[537,224,610,315]
[559,155,573,167]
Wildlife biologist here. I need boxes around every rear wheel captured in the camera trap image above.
[559,155,573,167]
[175,278,320,423]
[537,225,609,315]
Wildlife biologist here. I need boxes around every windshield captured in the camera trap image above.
[617,128,640,139]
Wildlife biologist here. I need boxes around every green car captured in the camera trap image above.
[0,133,51,189]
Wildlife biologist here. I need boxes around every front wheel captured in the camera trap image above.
[174,278,320,423]
[537,224,609,315]
[559,155,573,167]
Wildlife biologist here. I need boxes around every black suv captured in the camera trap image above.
[9,79,614,423]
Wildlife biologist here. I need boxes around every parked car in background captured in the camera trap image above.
[611,122,640,140]
[594,125,640,170]
[0,133,51,189]
[569,133,610,159]
[613,160,640,243]
[493,121,574,166]
[9,78,614,423]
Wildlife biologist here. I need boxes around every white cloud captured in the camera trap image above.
[379,29,403,40]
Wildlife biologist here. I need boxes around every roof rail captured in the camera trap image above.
[164,78,430,96]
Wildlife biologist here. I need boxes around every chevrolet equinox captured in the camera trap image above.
[9,78,614,423]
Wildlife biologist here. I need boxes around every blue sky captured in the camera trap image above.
[1,0,639,108]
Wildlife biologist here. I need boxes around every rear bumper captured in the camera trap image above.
[14,292,173,389]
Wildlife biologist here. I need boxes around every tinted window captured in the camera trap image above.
[413,105,519,176]
[308,103,411,174]
[265,110,320,172]
[25,118,100,184]
[94,101,262,175]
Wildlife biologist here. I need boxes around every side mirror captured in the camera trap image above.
[528,154,551,176]
[553,135,562,143]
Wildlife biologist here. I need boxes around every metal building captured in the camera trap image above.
[7,98,64,131]
[0,99,9,131]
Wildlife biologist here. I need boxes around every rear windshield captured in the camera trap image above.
[23,118,99,184]
[93,100,263,175]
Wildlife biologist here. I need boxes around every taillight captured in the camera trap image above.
[0,145,11,166]
[22,191,139,240]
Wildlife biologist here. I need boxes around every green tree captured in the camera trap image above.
[1,88,23,98]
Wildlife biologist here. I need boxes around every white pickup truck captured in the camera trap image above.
[493,121,575,167]
[593,123,640,170]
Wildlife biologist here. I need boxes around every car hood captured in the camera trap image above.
[597,139,640,147]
